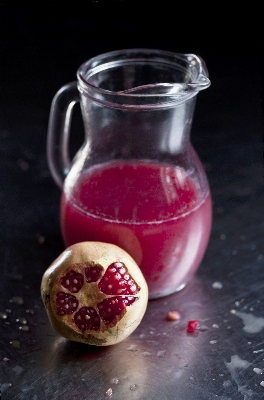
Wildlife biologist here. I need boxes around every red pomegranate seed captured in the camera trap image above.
[73,306,100,331]
[98,296,137,327]
[98,262,140,295]
[56,291,79,315]
[60,269,84,293]
[186,320,199,333]
[84,264,103,283]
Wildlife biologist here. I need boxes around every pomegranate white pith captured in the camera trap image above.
[41,241,148,346]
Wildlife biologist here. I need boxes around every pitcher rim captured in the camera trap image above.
[76,48,210,108]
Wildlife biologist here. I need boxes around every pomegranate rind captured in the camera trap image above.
[41,241,148,346]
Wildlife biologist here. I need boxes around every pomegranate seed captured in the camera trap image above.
[73,307,100,331]
[98,296,137,327]
[166,311,181,321]
[60,270,84,293]
[105,388,113,397]
[186,320,199,333]
[84,264,103,282]
[98,262,140,295]
[56,292,79,315]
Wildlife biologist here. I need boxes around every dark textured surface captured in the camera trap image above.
[0,4,263,399]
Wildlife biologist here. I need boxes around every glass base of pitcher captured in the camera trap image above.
[148,282,188,300]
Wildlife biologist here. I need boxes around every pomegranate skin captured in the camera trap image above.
[41,241,148,346]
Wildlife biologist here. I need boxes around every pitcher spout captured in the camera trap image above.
[117,53,211,96]
[78,50,211,108]
[117,78,211,96]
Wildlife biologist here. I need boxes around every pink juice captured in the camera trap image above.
[60,160,212,298]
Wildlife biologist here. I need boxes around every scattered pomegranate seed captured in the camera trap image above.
[105,388,113,397]
[166,311,181,321]
[17,158,29,171]
[186,320,199,333]
[38,235,46,245]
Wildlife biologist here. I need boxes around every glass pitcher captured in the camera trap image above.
[47,48,212,299]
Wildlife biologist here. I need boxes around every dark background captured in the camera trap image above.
[0,1,263,273]
[0,2,263,259]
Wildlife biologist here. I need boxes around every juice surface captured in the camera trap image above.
[60,160,212,298]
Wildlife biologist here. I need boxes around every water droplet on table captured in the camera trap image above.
[10,296,24,305]
[232,311,264,334]
[199,325,209,332]
[141,352,152,356]
[127,344,137,351]
[16,317,27,325]
[1,383,12,393]
[253,349,264,354]
[212,282,223,289]
[253,367,263,374]
[130,384,138,391]
[10,340,21,349]
[19,325,29,332]
[0,311,8,319]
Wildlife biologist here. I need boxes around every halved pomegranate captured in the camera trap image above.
[41,241,148,346]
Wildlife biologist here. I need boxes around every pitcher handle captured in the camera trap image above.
[47,81,80,189]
